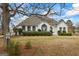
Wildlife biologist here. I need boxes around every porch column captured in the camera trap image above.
[36,26,38,31]
[31,26,33,31]
[25,26,27,31]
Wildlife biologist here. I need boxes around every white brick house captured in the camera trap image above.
[16,15,69,35]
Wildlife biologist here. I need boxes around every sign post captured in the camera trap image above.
[5,32,11,46]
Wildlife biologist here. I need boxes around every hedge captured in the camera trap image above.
[62,33,72,36]
[58,30,72,36]
[58,32,72,36]
[22,31,52,36]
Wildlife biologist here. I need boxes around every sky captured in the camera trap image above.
[46,3,79,25]
[9,3,79,27]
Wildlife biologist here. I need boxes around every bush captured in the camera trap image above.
[7,41,21,56]
[58,30,72,36]
[13,28,23,35]
[63,30,66,33]
[13,27,18,35]
[17,28,23,35]
[66,33,72,36]
[50,30,53,33]
[22,31,52,36]
[58,30,62,35]
[14,42,21,55]
[38,29,41,32]
[25,40,32,49]
[58,32,72,36]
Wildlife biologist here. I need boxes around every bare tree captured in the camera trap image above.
[0,3,24,46]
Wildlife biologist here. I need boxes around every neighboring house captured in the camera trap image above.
[16,15,73,35]
[66,20,74,34]
[74,27,79,36]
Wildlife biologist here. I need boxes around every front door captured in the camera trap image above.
[41,24,47,31]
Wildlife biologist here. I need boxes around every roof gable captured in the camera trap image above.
[17,15,58,26]
[55,19,67,27]
[58,19,67,24]
[66,20,73,26]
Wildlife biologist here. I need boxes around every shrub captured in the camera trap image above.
[66,33,72,36]
[17,28,23,35]
[58,32,72,36]
[38,29,41,32]
[25,40,32,49]
[14,42,21,55]
[13,27,18,35]
[22,31,52,36]
[63,30,66,33]
[50,30,53,33]
[7,41,21,56]
[13,28,23,35]
[58,30,62,35]
[58,30,72,36]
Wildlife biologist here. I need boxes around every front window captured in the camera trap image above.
[59,27,62,31]
[27,26,31,31]
[22,26,25,30]
[41,24,47,31]
[50,27,53,33]
[33,26,36,31]
[63,27,66,31]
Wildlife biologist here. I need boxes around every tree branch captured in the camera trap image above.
[43,3,56,16]
[16,3,24,10]
[9,3,24,17]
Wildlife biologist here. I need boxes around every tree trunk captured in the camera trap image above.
[2,3,10,47]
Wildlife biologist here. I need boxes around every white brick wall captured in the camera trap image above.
[57,22,68,33]
[20,21,68,35]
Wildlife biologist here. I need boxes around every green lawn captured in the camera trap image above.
[10,36,79,56]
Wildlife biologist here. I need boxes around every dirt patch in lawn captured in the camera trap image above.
[21,45,44,56]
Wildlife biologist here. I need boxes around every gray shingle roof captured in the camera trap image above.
[17,15,59,26]
[66,20,73,26]
[17,15,42,26]
[57,19,66,25]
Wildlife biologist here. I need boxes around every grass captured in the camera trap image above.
[1,36,79,55]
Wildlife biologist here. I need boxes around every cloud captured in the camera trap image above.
[73,3,79,8]
[65,3,79,17]
[66,10,79,16]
